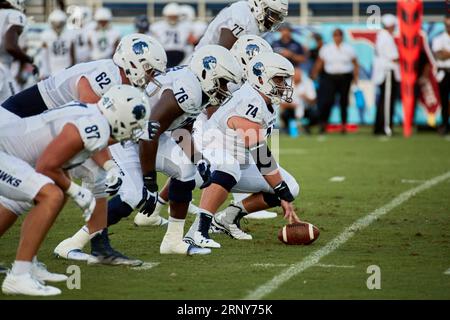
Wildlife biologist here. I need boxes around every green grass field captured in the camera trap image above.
[1,128,450,300]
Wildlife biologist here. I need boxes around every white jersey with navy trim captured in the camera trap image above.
[151,20,193,52]
[37,59,121,109]
[196,1,260,49]
[40,28,74,76]
[145,67,203,131]
[0,9,27,66]
[0,101,110,169]
[206,82,276,163]
[88,27,120,60]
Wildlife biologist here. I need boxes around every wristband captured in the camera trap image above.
[273,181,295,202]
[66,182,79,197]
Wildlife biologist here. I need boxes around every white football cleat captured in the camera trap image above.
[32,261,68,283]
[2,272,61,296]
[212,214,252,240]
[134,211,168,227]
[54,237,91,261]
[246,210,277,220]
[160,237,211,255]
[188,231,221,249]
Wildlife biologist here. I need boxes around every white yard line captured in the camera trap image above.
[444,268,450,275]
[252,263,355,269]
[131,262,160,271]
[244,171,450,300]
[401,179,424,184]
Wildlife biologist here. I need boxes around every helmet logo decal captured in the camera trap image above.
[246,44,260,58]
[132,104,147,120]
[202,56,217,70]
[252,62,265,77]
[132,41,150,55]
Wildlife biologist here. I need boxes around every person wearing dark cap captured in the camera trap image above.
[271,22,306,67]
[134,15,150,35]
[311,28,359,134]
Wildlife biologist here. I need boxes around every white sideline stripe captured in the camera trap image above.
[131,262,160,271]
[244,171,450,300]
[401,179,424,184]
[252,263,355,269]
[444,268,450,275]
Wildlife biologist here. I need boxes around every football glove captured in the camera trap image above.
[103,160,123,196]
[196,159,211,189]
[139,171,158,216]
[66,182,96,221]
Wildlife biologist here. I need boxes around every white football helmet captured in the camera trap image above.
[94,7,112,21]
[49,10,67,31]
[180,4,196,22]
[248,0,289,32]
[231,35,273,78]
[5,0,25,12]
[190,45,242,106]
[247,52,294,105]
[113,33,167,89]
[97,85,150,143]
[162,3,180,25]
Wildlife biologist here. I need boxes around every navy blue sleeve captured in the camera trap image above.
[2,85,48,118]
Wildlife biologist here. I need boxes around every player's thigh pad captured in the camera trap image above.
[231,165,300,197]
[203,148,241,183]
[156,133,196,182]
[0,151,54,215]
[109,143,144,208]
[69,158,107,198]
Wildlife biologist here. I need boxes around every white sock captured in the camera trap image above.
[12,260,32,275]
[71,225,90,248]
[165,217,185,242]
[184,214,200,239]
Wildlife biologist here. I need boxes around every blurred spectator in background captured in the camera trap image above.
[272,22,306,68]
[39,9,74,78]
[151,3,195,68]
[373,14,400,136]
[432,15,450,135]
[134,15,150,35]
[311,28,359,134]
[88,7,120,60]
[309,33,323,66]
[280,68,317,134]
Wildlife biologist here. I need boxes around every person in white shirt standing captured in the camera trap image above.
[40,9,75,78]
[88,7,120,61]
[312,28,359,134]
[432,15,450,135]
[69,6,96,64]
[373,14,400,136]
[151,3,195,68]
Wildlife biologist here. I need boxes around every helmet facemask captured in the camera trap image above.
[206,77,235,106]
[262,6,286,32]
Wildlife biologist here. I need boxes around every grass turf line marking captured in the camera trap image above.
[444,268,450,275]
[401,179,424,184]
[330,176,346,182]
[252,263,355,269]
[131,262,160,271]
[244,171,450,300]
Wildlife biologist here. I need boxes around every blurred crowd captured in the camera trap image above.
[9,4,450,137]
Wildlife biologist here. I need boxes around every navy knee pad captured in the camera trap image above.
[210,171,237,192]
[107,195,134,226]
[169,178,195,203]
[262,192,281,208]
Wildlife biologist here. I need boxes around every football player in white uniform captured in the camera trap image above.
[0,0,37,104]
[184,52,301,248]
[135,35,274,228]
[0,85,150,296]
[1,34,167,264]
[68,6,96,64]
[196,0,288,50]
[39,10,75,77]
[151,3,195,68]
[88,7,121,60]
[57,45,242,258]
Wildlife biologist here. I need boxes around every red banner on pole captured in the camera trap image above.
[397,0,423,137]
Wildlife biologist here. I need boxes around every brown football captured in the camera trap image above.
[278,222,320,245]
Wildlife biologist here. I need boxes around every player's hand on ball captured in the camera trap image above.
[103,160,123,196]
[281,200,300,224]
[66,182,96,222]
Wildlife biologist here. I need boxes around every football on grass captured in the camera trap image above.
[278,222,320,245]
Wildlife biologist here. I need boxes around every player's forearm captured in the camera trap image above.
[263,169,283,189]
[35,166,72,191]
[139,139,158,175]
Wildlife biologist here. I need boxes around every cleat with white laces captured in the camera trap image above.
[2,272,61,296]
[32,261,68,282]
[88,229,143,267]
[212,214,253,240]
[54,237,91,261]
